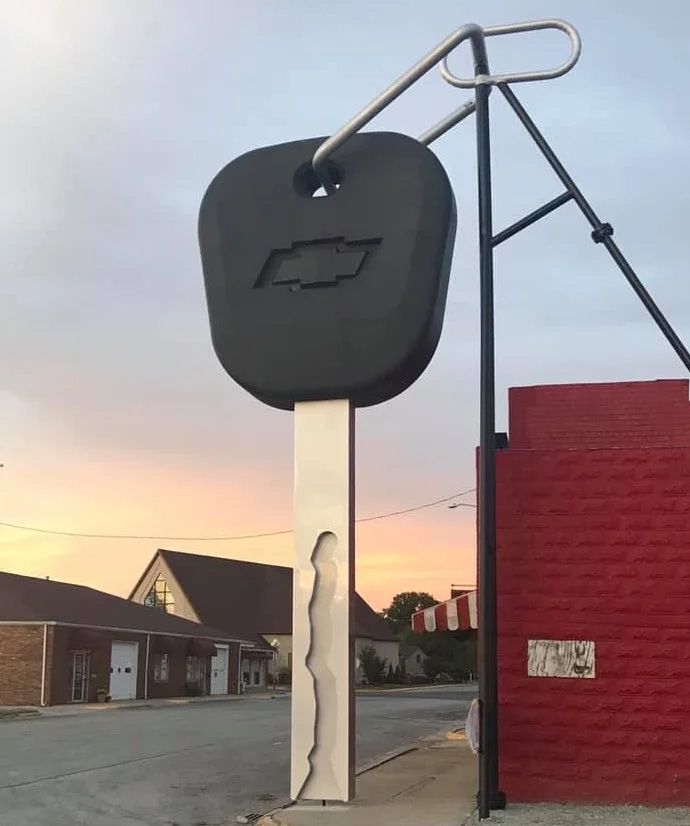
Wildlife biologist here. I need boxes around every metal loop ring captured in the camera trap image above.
[312,18,581,192]
[440,19,581,88]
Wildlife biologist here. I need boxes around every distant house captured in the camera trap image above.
[0,570,254,706]
[399,644,427,680]
[129,549,399,686]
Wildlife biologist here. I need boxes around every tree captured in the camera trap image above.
[380,592,438,635]
[359,646,387,685]
[423,653,446,681]
[421,634,477,682]
[461,636,477,677]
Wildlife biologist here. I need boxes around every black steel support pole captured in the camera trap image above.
[499,82,690,373]
[475,74,502,821]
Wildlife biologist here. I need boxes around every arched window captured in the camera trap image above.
[143,575,175,613]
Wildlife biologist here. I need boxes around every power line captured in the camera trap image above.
[0,488,476,542]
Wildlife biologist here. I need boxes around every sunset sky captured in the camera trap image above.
[2,1,688,611]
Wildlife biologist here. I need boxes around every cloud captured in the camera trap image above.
[2,0,689,604]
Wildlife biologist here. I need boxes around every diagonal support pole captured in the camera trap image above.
[498,82,690,372]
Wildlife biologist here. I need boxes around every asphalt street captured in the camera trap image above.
[0,685,474,826]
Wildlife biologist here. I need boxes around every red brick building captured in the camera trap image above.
[497,379,690,806]
[0,571,255,706]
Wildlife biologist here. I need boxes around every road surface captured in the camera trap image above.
[0,685,475,826]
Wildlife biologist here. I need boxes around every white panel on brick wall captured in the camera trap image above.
[527,640,595,679]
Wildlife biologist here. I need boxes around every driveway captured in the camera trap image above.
[0,685,474,826]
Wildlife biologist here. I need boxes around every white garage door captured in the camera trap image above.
[110,641,138,700]
[210,644,229,695]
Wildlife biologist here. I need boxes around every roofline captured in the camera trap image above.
[258,630,397,642]
[126,551,396,644]
[160,547,293,573]
[127,549,162,600]
[0,620,255,646]
[260,628,397,643]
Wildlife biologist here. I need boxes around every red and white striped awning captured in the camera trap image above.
[411,591,478,633]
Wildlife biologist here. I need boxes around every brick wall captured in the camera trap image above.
[48,625,71,705]
[148,644,188,699]
[4,625,238,706]
[509,379,690,450]
[49,627,149,705]
[228,642,240,695]
[497,380,690,806]
[0,626,44,706]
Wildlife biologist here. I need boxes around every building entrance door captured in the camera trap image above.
[110,641,139,700]
[210,644,229,694]
[70,651,90,702]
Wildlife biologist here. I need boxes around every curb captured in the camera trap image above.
[356,744,419,776]
[253,692,291,700]
[356,683,465,694]
[0,709,39,723]
[31,690,290,721]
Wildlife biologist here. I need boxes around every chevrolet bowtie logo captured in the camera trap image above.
[255,237,381,290]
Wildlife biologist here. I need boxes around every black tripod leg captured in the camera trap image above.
[499,82,690,373]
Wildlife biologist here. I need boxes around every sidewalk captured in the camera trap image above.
[261,733,477,826]
[11,688,291,719]
[254,732,690,826]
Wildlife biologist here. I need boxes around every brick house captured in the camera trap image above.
[0,570,255,706]
[129,549,399,686]
[498,379,690,807]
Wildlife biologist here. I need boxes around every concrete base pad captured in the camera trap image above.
[271,738,477,826]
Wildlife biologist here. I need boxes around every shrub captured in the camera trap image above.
[359,646,387,685]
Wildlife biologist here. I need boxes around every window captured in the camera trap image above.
[287,653,293,670]
[153,653,169,683]
[253,669,261,685]
[416,654,421,664]
[143,575,175,613]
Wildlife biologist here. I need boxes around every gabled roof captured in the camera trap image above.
[399,643,425,658]
[154,549,398,643]
[0,570,253,644]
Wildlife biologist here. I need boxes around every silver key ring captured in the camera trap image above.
[312,19,581,194]
[440,19,581,88]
